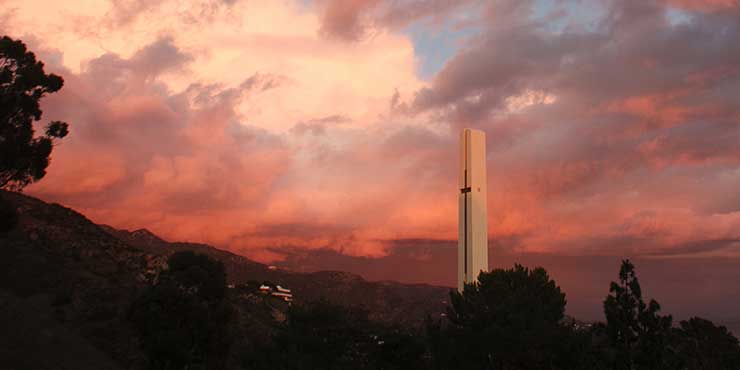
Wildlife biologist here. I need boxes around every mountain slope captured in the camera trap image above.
[0,190,449,368]
[0,190,152,368]
[103,226,450,326]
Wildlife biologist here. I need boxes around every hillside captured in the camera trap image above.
[0,190,449,368]
[103,225,449,325]
[0,191,154,368]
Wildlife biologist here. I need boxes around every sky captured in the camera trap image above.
[2,0,740,323]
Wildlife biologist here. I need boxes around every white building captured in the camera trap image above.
[458,128,489,292]
[258,284,293,302]
[271,292,293,302]
[275,285,291,294]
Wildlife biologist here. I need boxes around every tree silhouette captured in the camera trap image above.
[274,301,373,370]
[671,317,740,370]
[603,259,672,370]
[130,251,232,370]
[430,265,584,370]
[1,35,69,191]
[0,192,18,232]
[167,250,227,302]
[241,300,429,370]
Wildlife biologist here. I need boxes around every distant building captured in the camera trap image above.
[258,283,293,302]
[273,285,293,302]
[271,292,293,302]
[276,285,291,293]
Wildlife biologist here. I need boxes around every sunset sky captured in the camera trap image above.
[2,0,740,316]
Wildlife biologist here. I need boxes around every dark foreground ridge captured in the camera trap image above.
[0,190,448,369]
[2,190,739,370]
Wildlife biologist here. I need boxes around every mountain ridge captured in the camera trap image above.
[0,190,449,368]
[102,223,450,325]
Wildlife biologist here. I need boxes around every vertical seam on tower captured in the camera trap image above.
[464,169,467,277]
[464,131,468,278]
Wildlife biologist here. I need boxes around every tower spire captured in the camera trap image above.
[458,128,488,292]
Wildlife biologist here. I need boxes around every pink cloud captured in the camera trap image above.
[0,0,737,264]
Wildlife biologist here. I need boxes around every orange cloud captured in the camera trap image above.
[2,0,739,264]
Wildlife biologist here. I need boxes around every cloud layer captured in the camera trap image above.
[1,0,739,262]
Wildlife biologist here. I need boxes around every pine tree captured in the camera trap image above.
[603,260,672,370]
[1,36,69,191]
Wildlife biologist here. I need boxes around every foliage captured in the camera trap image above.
[0,192,18,232]
[428,262,740,370]
[243,300,429,370]
[429,264,583,370]
[167,250,227,302]
[130,251,232,370]
[602,259,673,370]
[276,301,374,369]
[671,317,740,370]
[1,35,69,191]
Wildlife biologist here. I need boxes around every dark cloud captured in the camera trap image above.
[107,0,157,26]
[413,0,740,123]
[254,222,355,240]
[317,0,475,41]
[129,36,193,78]
[648,238,740,256]
[663,0,740,12]
[401,0,740,245]
[319,0,380,41]
[239,72,286,93]
[106,0,241,27]
[291,114,350,136]
[380,125,449,158]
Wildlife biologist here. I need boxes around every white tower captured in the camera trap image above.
[458,128,488,292]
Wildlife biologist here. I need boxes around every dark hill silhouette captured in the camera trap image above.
[0,190,448,368]
[0,190,152,368]
[101,225,449,325]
